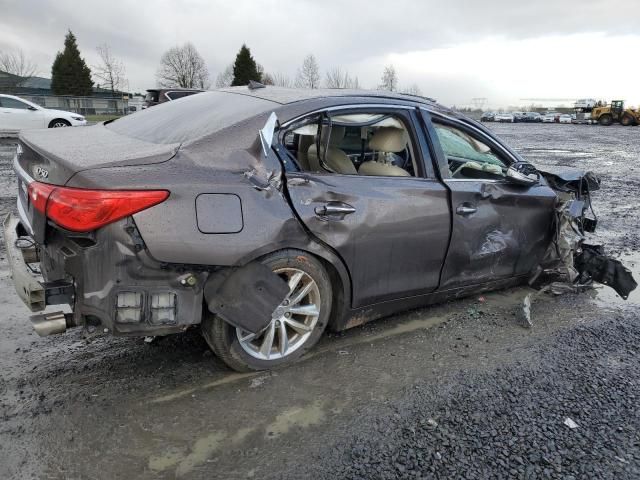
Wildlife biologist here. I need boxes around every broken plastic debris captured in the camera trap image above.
[522,294,532,327]
[563,417,578,429]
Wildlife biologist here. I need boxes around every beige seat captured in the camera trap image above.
[296,135,314,170]
[307,126,357,175]
[358,127,411,177]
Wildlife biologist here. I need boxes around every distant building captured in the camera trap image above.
[0,70,129,115]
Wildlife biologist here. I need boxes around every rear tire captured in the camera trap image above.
[202,250,332,372]
[49,119,71,128]
[620,114,635,126]
[598,114,613,126]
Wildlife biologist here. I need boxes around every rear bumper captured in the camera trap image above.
[4,212,206,337]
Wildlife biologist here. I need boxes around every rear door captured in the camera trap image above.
[422,110,557,289]
[282,106,451,308]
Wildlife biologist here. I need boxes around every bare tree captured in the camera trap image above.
[157,43,210,89]
[295,54,320,89]
[325,67,359,89]
[263,72,292,87]
[379,64,398,92]
[215,64,234,88]
[401,84,422,96]
[0,49,38,86]
[93,44,125,93]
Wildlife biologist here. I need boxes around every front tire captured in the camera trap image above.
[202,250,333,372]
[49,119,71,128]
[620,114,635,126]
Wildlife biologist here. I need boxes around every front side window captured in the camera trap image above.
[0,97,30,109]
[433,122,508,180]
[281,112,418,177]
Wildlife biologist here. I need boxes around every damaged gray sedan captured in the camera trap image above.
[3,86,636,371]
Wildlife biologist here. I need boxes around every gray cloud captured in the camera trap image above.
[1,0,639,104]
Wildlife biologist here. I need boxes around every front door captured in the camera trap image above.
[425,114,557,289]
[281,108,451,307]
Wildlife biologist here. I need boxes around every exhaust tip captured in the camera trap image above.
[30,311,71,336]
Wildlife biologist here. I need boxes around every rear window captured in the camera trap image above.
[106,91,277,144]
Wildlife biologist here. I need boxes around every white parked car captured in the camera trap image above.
[542,113,557,123]
[0,94,87,132]
[494,113,515,123]
[559,114,572,124]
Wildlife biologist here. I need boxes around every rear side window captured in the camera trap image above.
[281,112,419,177]
[106,91,277,144]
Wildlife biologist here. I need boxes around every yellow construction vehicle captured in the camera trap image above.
[591,100,640,126]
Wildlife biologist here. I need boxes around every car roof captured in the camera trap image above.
[146,88,204,92]
[218,86,437,107]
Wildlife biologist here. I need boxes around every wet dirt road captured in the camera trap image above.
[0,124,639,479]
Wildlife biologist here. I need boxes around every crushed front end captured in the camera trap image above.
[532,168,637,299]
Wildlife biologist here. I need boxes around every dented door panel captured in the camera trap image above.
[440,179,556,288]
[286,173,450,307]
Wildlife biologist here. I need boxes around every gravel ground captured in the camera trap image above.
[276,123,640,480]
[0,123,639,479]
[295,314,640,480]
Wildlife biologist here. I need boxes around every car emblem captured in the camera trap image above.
[35,166,49,179]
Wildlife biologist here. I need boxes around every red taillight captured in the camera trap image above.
[28,182,56,213]
[28,181,169,232]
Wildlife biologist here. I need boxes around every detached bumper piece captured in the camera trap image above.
[576,245,638,300]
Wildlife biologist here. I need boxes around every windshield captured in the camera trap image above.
[108,91,277,144]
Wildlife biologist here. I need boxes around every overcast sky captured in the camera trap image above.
[1,0,639,107]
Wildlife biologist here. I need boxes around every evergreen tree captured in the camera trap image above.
[231,44,261,86]
[51,30,93,96]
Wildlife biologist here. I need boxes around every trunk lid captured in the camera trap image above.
[18,123,179,185]
[15,124,179,243]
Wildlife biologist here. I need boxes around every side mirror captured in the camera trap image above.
[506,161,539,186]
[27,106,38,111]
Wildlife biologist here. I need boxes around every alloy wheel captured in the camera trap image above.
[236,267,321,360]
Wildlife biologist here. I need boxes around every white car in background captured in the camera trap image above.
[494,112,515,123]
[559,114,572,124]
[0,94,87,132]
[542,113,557,123]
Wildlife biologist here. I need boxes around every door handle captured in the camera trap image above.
[314,202,356,217]
[456,204,477,215]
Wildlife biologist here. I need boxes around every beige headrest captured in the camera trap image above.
[369,127,408,153]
